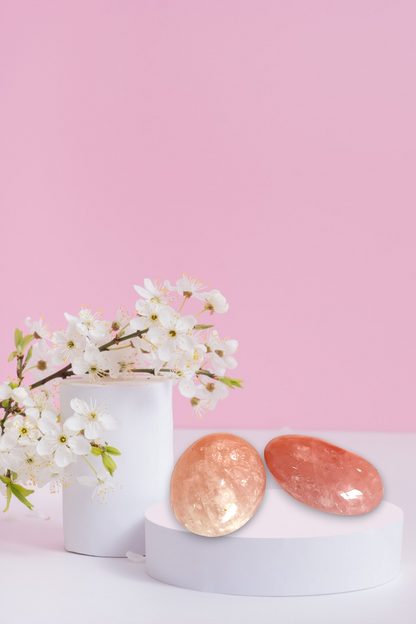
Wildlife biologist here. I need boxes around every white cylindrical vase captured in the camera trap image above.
[59,376,173,557]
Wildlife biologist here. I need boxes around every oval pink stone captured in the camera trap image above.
[264,435,383,515]
[170,433,266,537]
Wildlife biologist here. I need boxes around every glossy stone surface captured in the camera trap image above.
[170,433,266,536]
[264,435,384,515]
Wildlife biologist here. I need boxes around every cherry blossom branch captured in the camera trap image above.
[30,329,149,390]
[130,367,219,380]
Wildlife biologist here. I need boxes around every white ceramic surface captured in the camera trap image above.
[60,376,173,557]
[145,489,403,596]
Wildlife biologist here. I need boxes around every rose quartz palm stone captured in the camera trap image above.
[170,433,266,537]
[264,435,383,515]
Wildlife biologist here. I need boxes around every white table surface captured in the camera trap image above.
[1,429,415,624]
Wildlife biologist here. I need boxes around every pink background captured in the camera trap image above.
[1,1,415,431]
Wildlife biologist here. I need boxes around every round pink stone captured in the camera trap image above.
[264,435,384,515]
[170,433,266,537]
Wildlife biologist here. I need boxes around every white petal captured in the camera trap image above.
[129,316,146,331]
[147,327,165,341]
[0,384,12,400]
[5,449,25,472]
[84,345,101,363]
[158,340,174,362]
[0,430,19,451]
[193,292,208,301]
[99,413,119,430]
[24,407,39,419]
[158,307,176,329]
[11,387,29,403]
[144,278,155,293]
[225,340,238,355]
[65,414,86,432]
[41,409,58,423]
[179,378,196,398]
[69,435,91,455]
[134,285,151,299]
[212,360,226,376]
[72,357,89,375]
[77,475,98,487]
[164,280,178,293]
[38,419,59,435]
[54,446,74,467]
[223,356,237,370]
[37,437,56,457]
[126,551,145,562]
[177,334,195,352]
[84,421,102,440]
[22,396,36,408]
[52,351,66,366]
[64,313,78,323]
[70,398,89,415]
[176,315,196,333]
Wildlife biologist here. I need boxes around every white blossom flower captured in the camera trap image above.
[0,431,26,473]
[5,414,40,446]
[65,398,119,440]
[52,325,87,365]
[107,348,137,379]
[16,443,50,484]
[130,300,164,332]
[37,465,72,492]
[197,289,229,314]
[23,390,57,423]
[165,274,207,299]
[147,308,196,361]
[64,309,110,341]
[37,422,91,468]
[30,340,57,382]
[110,307,132,333]
[169,356,197,398]
[25,316,51,340]
[189,396,210,420]
[134,279,167,303]
[206,331,238,376]
[169,347,207,398]
[0,383,29,404]
[72,345,110,381]
[77,470,115,500]
[195,378,229,409]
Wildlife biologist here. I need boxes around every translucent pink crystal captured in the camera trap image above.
[170,433,266,537]
[264,435,383,515]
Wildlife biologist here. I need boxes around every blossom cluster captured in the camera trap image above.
[0,275,241,512]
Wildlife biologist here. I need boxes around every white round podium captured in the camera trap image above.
[145,490,403,596]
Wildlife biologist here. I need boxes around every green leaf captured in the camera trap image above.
[0,475,10,485]
[2,399,9,408]
[12,472,18,481]
[10,484,34,510]
[12,483,35,497]
[14,328,23,349]
[229,377,244,389]
[102,452,117,477]
[25,346,33,364]
[7,351,17,362]
[105,446,121,456]
[217,376,244,390]
[193,324,214,330]
[90,446,103,456]
[3,485,12,512]
[20,334,34,351]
